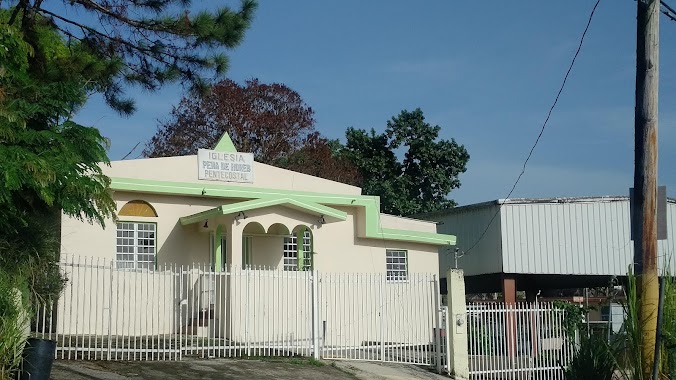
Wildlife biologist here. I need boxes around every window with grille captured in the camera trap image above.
[283,230,312,271]
[386,249,408,282]
[301,230,312,271]
[116,222,156,270]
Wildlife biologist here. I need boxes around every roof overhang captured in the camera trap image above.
[179,197,348,226]
[111,177,456,246]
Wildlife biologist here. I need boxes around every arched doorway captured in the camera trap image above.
[242,222,265,268]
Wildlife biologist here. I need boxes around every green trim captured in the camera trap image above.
[112,177,369,205]
[380,228,456,246]
[242,235,253,267]
[294,226,313,271]
[214,224,223,271]
[111,177,456,246]
[213,133,237,152]
[179,198,348,226]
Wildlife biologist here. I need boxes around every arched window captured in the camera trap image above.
[117,200,157,270]
[119,200,158,217]
[283,226,313,271]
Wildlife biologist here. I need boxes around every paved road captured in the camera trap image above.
[50,358,450,380]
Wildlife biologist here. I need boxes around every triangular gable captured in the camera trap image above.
[180,197,348,226]
[213,133,237,152]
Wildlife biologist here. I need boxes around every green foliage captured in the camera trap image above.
[0,269,29,380]
[553,300,593,339]
[659,276,676,378]
[616,270,676,379]
[2,0,257,114]
[0,213,66,303]
[0,20,116,233]
[559,270,676,380]
[145,78,360,185]
[341,108,469,216]
[563,333,618,380]
[617,270,644,380]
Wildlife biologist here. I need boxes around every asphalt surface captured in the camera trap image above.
[50,358,450,379]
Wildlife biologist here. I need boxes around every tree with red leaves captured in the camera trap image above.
[144,78,360,185]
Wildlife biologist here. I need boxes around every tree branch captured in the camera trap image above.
[38,7,187,71]
[8,0,28,25]
[71,0,188,35]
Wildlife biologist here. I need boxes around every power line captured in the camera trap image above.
[455,0,602,260]
[661,1,676,21]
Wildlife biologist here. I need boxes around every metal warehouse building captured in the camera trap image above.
[421,196,676,302]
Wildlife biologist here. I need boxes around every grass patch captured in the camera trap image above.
[242,355,325,367]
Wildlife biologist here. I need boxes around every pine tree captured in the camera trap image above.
[0,1,256,353]
[0,1,257,227]
[3,0,257,114]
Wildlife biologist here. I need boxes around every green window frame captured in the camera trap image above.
[283,230,313,271]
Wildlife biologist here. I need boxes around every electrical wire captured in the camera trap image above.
[456,0,602,259]
[661,0,676,21]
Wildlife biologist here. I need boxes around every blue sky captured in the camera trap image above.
[74,1,676,206]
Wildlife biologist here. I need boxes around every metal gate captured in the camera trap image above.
[466,302,575,380]
[317,272,444,368]
[31,256,445,369]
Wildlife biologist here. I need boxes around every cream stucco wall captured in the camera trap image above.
[102,155,361,196]
[61,193,440,275]
[61,192,235,267]
[55,150,450,349]
[379,213,438,234]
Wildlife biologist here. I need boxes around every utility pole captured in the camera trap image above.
[634,0,660,378]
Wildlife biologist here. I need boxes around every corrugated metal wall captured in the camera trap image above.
[431,204,503,276]
[500,199,676,276]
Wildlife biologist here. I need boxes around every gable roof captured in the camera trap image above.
[180,198,348,225]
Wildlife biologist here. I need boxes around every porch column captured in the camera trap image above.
[214,224,224,271]
[502,275,517,304]
[502,274,517,358]
[227,222,243,267]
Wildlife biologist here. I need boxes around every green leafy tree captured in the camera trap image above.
[1,0,255,290]
[0,3,255,375]
[342,108,469,216]
[0,16,114,308]
[3,0,257,114]
[0,0,256,237]
[0,17,115,232]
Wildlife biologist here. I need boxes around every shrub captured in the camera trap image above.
[564,333,618,380]
[0,269,29,380]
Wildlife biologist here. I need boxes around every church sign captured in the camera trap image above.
[197,149,254,183]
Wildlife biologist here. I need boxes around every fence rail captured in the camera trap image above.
[31,256,444,368]
[467,302,575,380]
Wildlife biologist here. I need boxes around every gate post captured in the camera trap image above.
[107,259,113,361]
[433,275,442,374]
[379,274,385,362]
[311,270,320,360]
[446,269,469,379]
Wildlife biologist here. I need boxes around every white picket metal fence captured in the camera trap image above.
[466,302,575,380]
[31,256,445,369]
[318,272,443,367]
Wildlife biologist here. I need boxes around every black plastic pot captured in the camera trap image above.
[19,338,56,380]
